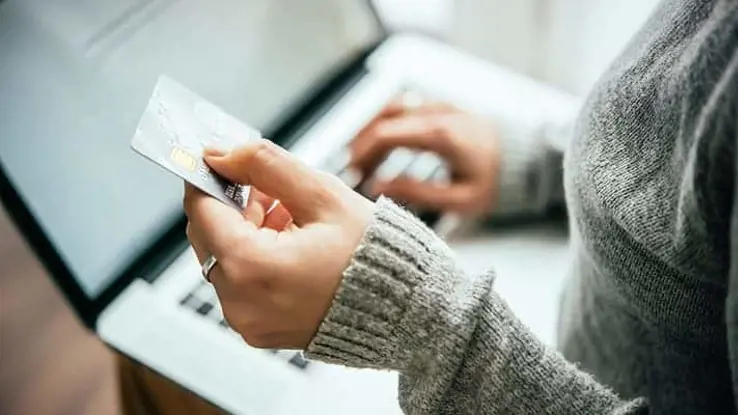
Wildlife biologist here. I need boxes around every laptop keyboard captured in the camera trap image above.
[179,280,225,324]
[179,280,311,370]
[323,145,449,223]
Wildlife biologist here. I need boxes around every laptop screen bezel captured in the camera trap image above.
[0,2,387,329]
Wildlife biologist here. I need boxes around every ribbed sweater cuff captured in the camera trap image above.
[494,125,548,216]
[305,197,467,369]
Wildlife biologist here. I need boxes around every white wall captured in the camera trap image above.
[453,0,661,95]
[538,0,660,95]
[376,0,662,96]
[451,0,542,77]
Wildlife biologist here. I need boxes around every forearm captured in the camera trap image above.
[306,198,646,414]
[439,290,646,414]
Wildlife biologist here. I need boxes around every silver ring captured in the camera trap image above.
[201,254,218,282]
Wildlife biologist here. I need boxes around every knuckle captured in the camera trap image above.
[311,181,341,210]
[306,170,342,205]
[438,130,459,154]
[429,118,448,136]
[374,126,390,143]
[251,139,280,168]
[350,133,369,150]
[454,188,478,213]
[436,126,454,147]
[373,125,394,147]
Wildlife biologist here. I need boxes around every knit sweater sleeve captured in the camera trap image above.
[305,197,648,414]
[492,117,571,218]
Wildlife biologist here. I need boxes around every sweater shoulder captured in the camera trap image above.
[565,0,738,279]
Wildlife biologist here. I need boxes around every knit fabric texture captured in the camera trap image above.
[306,0,738,413]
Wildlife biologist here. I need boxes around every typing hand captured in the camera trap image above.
[350,94,500,215]
[184,140,373,350]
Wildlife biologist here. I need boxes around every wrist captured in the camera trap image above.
[304,197,473,370]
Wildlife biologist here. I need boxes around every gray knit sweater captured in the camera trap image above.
[305,0,738,413]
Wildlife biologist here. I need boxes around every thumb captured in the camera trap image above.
[204,139,330,225]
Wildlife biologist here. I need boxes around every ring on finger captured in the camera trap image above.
[201,254,219,283]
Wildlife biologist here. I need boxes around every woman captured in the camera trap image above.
[184,0,738,413]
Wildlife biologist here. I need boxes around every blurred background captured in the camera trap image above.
[0,0,659,414]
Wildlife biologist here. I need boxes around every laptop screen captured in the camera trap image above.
[0,0,382,298]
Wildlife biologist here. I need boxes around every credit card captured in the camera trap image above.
[131,75,260,210]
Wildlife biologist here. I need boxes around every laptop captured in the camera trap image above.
[0,0,580,413]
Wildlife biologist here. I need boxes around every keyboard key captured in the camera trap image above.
[179,293,194,305]
[288,352,310,369]
[321,147,351,174]
[196,302,214,316]
[405,151,444,182]
[418,210,442,227]
[195,282,217,302]
[336,166,362,189]
[372,148,416,182]
[180,293,202,310]
[361,148,418,199]
[429,164,450,184]
[219,319,229,328]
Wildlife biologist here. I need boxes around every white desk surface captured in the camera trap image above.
[447,220,571,347]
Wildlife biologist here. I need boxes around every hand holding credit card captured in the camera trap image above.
[131,75,260,209]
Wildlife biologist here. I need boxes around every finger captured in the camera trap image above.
[352,96,456,155]
[243,188,276,227]
[263,202,293,230]
[373,177,473,212]
[374,93,457,120]
[185,222,208,264]
[183,183,256,258]
[351,115,457,173]
[352,95,412,139]
[349,91,458,147]
[355,96,418,140]
[386,93,457,116]
[203,140,333,224]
